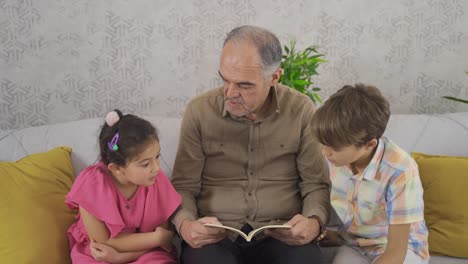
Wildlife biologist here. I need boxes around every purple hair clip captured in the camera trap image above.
[108,132,120,151]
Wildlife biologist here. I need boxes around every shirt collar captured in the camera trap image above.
[361,138,385,181]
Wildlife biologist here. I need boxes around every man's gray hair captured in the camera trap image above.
[223,25,282,76]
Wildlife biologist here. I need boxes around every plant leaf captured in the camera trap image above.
[280,38,326,102]
[312,93,322,104]
[294,79,311,85]
[443,96,468,104]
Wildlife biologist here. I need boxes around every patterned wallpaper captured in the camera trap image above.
[1,0,467,130]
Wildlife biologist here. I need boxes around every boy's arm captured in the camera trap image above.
[373,224,410,264]
[80,207,174,252]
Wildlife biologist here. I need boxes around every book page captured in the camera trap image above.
[204,223,249,241]
[204,223,292,242]
[246,224,291,241]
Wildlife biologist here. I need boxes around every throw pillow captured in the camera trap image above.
[0,146,76,264]
[412,152,468,258]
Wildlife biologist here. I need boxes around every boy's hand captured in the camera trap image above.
[154,226,175,252]
[319,229,342,247]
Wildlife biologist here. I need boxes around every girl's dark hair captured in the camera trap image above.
[98,109,159,166]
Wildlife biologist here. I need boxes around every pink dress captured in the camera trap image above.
[66,162,181,264]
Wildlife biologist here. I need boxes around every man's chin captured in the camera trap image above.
[226,108,246,118]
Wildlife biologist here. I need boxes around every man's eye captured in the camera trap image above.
[142,163,149,167]
[156,154,161,159]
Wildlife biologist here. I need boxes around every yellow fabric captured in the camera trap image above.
[0,147,76,264]
[412,152,468,258]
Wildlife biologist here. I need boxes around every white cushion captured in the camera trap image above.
[0,116,181,177]
[385,112,468,156]
[1,112,467,176]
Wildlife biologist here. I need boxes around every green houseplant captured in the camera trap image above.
[279,39,326,104]
[443,71,468,104]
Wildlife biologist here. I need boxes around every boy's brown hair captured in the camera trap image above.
[311,84,390,148]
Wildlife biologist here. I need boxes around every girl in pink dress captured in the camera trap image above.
[66,110,181,264]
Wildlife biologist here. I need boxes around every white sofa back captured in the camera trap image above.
[1,112,468,177]
[0,116,181,177]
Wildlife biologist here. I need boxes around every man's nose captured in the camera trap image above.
[225,83,239,98]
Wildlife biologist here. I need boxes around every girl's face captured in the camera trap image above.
[120,139,161,187]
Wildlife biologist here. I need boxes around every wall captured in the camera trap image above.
[1,0,467,130]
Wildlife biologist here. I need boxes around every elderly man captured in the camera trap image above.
[171,25,330,264]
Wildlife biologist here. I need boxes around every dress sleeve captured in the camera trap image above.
[155,170,182,221]
[65,163,125,238]
[140,170,182,232]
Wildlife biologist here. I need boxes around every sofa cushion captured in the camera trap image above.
[0,146,76,263]
[412,152,468,258]
[0,116,182,178]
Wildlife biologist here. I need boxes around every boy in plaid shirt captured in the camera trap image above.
[311,84,429,264]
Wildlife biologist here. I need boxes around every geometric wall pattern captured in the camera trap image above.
[1,0,467,130]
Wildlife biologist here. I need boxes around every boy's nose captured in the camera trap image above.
[321,148,331,158]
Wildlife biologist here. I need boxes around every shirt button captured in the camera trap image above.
[249,171,253,176]
[125,205,130,209]
[248,192,252,196]
[250,148,254,152]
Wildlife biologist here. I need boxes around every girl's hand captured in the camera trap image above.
[90,240,120,263]
[154,226,175,252]
[90,240,149,264]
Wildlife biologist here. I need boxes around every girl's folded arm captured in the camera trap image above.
[80,206,171,252]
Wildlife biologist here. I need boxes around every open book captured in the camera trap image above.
[204,223,292,242]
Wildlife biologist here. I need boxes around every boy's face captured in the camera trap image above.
[320,144,370,167]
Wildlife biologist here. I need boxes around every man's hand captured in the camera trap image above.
[180,216,227,248]
[265,214,320,246]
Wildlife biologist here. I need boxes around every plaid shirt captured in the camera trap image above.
[330,137,429,260]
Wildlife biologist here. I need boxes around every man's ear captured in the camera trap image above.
[269,67,282,87]
[108,162,124,176]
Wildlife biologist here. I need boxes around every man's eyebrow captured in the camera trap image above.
[218,70,225,80]
[218,71,255,86]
